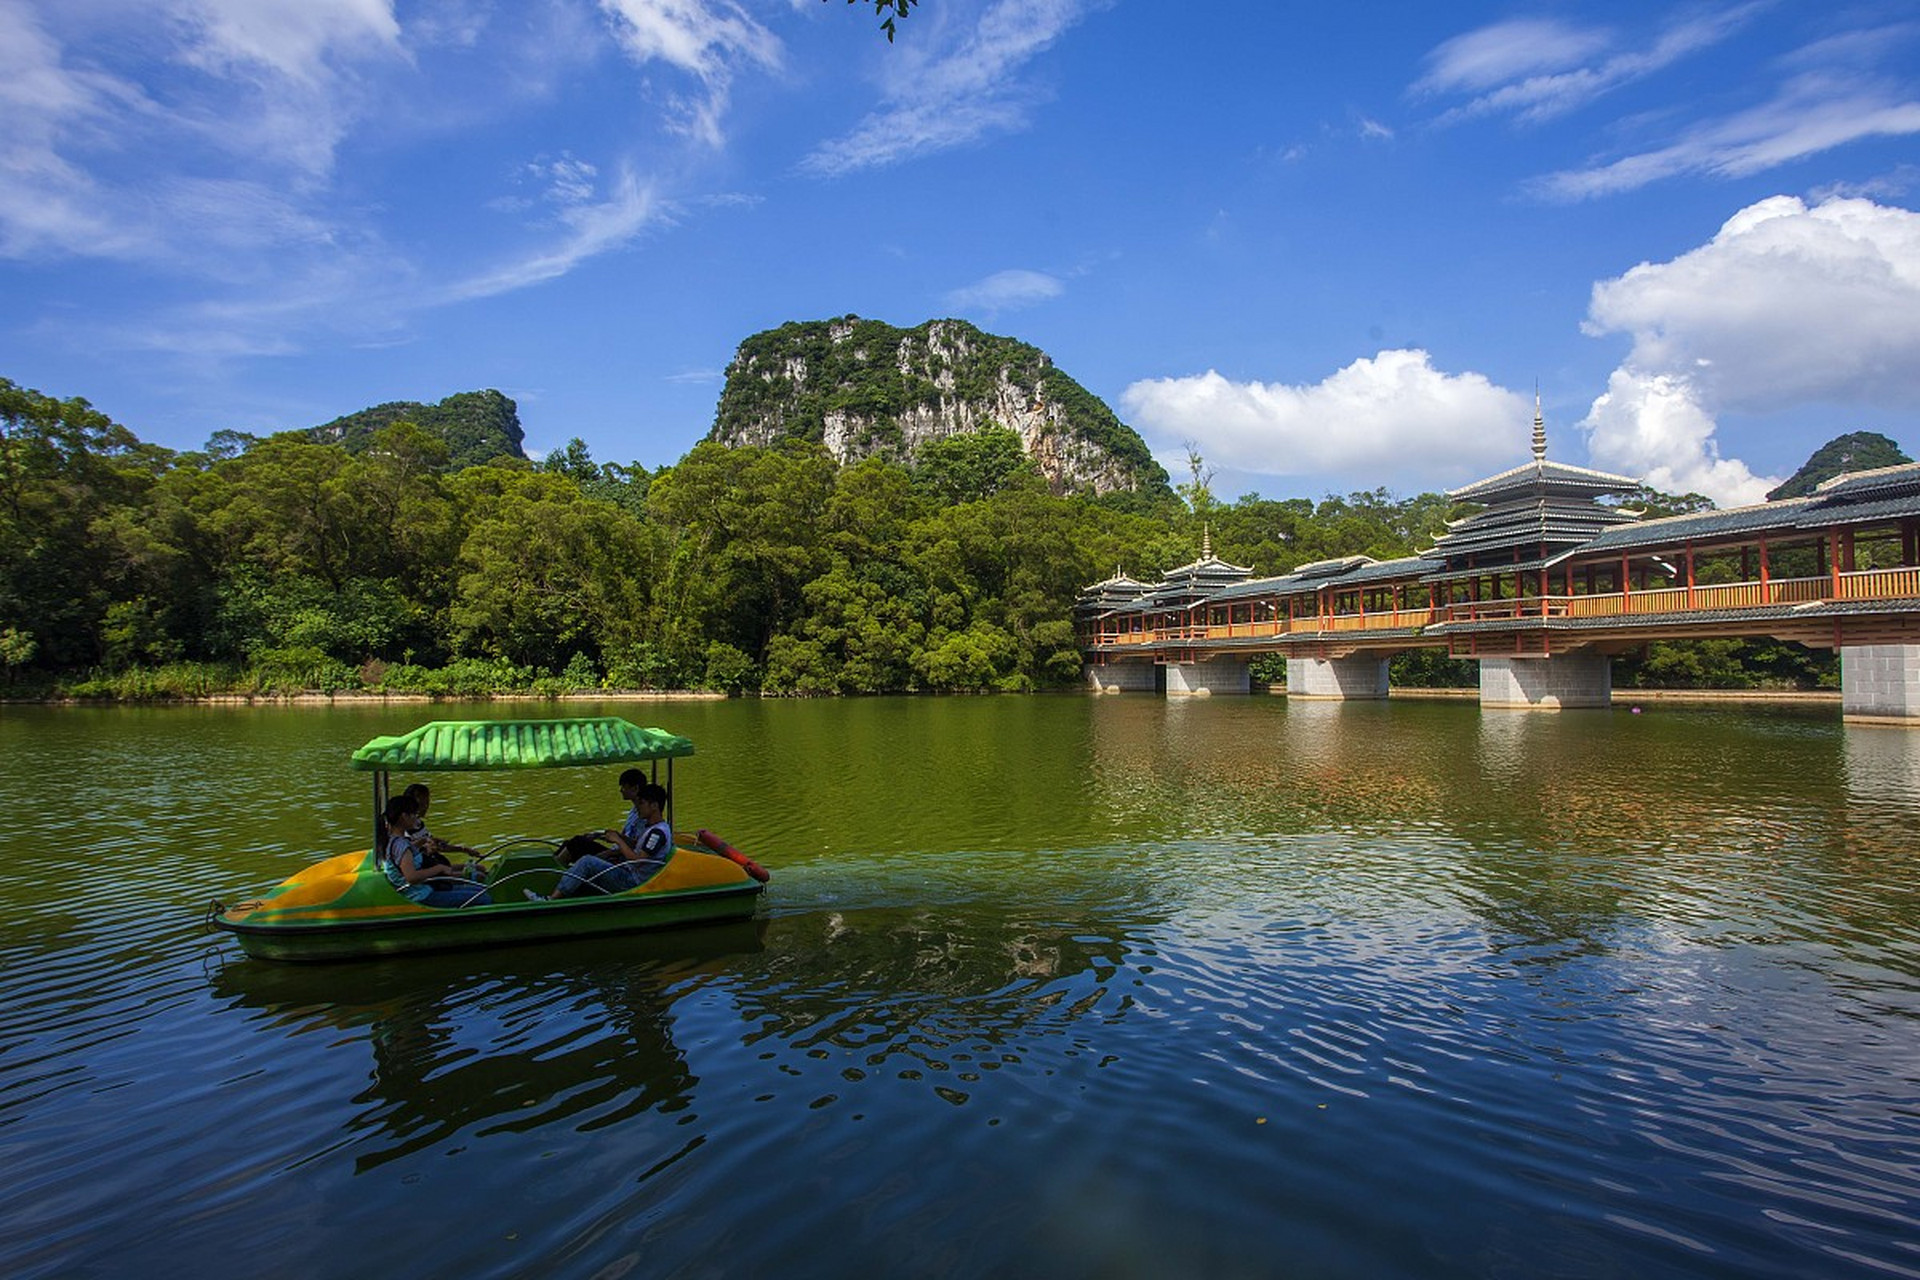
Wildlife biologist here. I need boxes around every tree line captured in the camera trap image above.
[0,375,1833,698]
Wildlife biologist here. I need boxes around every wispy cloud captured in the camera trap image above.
[944,268,1064,315]
[170,0,406,179]
[1415,7,1758,125]
[1418,8,1920,201]
[443,168,666,303]
[802,0,1100,176]
[1534,72,1920,200]
[0,0,778,361]
[597,0,782,147]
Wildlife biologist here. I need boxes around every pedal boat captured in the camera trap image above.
[210,717,769,963]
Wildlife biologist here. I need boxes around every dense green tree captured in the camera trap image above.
[911,426,1038,504]
[311,389,526,470]
[0,379,171,667]
[445,468,656,672]
[647,441,835,666]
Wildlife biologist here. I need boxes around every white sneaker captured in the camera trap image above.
[523,889,545,902]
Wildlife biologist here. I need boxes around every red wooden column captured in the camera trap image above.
[1685,541,1696,609]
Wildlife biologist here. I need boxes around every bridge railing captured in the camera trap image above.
[1438,571,1920,622]
[1837,566,1920,600]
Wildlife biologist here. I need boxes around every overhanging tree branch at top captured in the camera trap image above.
[833,0,917,42]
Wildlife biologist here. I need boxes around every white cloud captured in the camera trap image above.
[1418,9,1920,200]
[1416,9,1753,125]
[1535,73,1920,200]
[1414,18,1610,97]
[171,0,405,178]
[945,268,1063,314]
[1581,370,1775,505]
[0,0,740,359]
[802,0,1097,176]
[0,2,153,258]
[1580,195,1920,504]
[597,0,781,147]
[1120,350,1530,490]
[443,167,664,302]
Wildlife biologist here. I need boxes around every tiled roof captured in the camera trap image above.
[1447,458,1640,503]
[1807,461,1920,502]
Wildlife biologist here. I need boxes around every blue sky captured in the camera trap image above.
[5,0,1919,507]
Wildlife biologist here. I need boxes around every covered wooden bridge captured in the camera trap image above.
[1075,421,1920,722]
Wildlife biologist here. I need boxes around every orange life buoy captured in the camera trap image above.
[697,828,771,882]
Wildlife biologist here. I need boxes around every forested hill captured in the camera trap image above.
[309,389,526,469]
[710,316,1171,498]
[1767,431,1912,500]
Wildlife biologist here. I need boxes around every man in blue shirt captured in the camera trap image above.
[545,771,671,898]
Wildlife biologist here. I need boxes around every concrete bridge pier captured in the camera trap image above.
[1164,656,1250,696]
[1286,655,1390,700]
[1478,653,1611,710]
[1841,644,1920,723]
[1085,661,1158,694]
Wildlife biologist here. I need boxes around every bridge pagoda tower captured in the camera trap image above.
[1423,401,1641,709]
[1150,529,1256,695]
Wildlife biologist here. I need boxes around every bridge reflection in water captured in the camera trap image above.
[1076,417,1920,723]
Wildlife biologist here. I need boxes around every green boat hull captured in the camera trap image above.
[212,847,765,963]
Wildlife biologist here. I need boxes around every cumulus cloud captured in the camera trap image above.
[945,268,1063,314]
[1581,370,1775,505]
[1120,350,1530,491]
[802,0,1097,176]
[1579,195,1920,504]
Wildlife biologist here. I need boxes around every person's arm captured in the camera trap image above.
[397,846,445,885]
[637,823,671,861]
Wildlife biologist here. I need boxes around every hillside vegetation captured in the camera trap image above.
[0,371,1884,698]
[712,316,1169,498]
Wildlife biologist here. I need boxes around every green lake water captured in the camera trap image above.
[1,695,1917,1279]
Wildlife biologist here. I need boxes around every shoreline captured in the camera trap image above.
[4,686,1843,707]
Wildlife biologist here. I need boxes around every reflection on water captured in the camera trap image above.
[1,697,1918,1280]
[210,924,767,1174]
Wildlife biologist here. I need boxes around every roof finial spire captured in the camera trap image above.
[1201,523,1213,559]
[1531,384,1547,463]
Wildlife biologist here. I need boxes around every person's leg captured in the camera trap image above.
[555,854,616,898]
[423,880,491,908]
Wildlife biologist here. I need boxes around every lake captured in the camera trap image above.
[1,695,1917,1279]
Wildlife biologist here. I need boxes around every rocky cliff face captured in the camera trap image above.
[710,316,1168,496]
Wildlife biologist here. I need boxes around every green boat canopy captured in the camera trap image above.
[349,717,694,772]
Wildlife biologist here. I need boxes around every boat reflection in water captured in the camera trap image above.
[209,921,766,1175]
